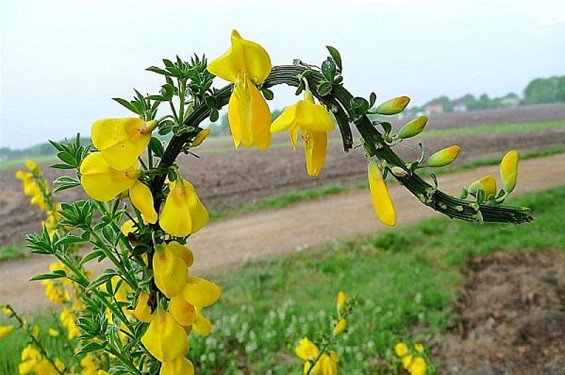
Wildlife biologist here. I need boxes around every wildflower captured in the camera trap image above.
[24,159,39,171]
[368,161,397,226]
[296,337,338,375]
[48,328,59,337]
[398,116,428,139]
[394,342,428,375]
[167,241,194,267]
[153,243,188,298]
[159,178,208,237]
[333,318,346,336]
[129,181,158,224]
[181,276,222,308]
[271,90,335,176]
[0,325,13,339]
[81,354,105,375]
[192,128,210,147]
[468,175,497,199]
[426,145,460,167]
[1,306,11,317]
[336,291,346,316]
[394,342,409,357]
[60,308,80,339]
[500,150,519,193]
[414,343,425,353]
[91,118,157,171]
[207,30,272,149]
[168,295,197,326]
[160,355,195,375]
[375,96,410,115]
[141,309,188,362]
[192,312,213,336]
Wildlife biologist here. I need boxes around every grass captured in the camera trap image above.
[1,186,564,373]
[0,155,58,171]
[421,120,565,138]
[0,243,29,262]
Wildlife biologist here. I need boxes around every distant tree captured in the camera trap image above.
[523,76,565,104]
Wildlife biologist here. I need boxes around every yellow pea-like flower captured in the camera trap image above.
[408,356,427,375]
[414,343,425,353]
[271,91,335,177]
[192,128,210,147]
[295,337,320,361]
[160,356,195,375]
[134,292,154,323]
[120,219,137,236]
[468,175,497,199]
[153,244,188,298]
[141,309,188,362]
[398,116,428,139]
[336,291,346,315]
[500,150,519,193]
[394,342,409,357]
[168,295,197,327]
[129,181,158,224]
[192,314,213,336]
[368,161,397,226]
[320,352,339,375]
[79,152,139,201]
[159,179,209,237]
[426,145,461,167]
[375,96,410,115]
[91,117,157,171]
[181,276,221,307]
[0,326,13,339]
[208,30,272,149]
[166,241,194,267]
[333,318,347,336]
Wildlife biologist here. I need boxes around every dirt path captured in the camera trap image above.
[1,154,564,313]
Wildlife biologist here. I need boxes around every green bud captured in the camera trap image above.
[375,96,410,115]
[398,116,428,139]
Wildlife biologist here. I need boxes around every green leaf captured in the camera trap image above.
[30,270,67,281]
[369,92,377,107]
[379,122,392,135]
[326,45,343,71]
[146,66,171,76]
[75,342,104,356]
[53,176,81,193]
[80,249,106,266]
[149,137,164,158]
[50,163,76,170]
[317,81,333,97]
[262,88,274,100]
[112,98,140,114]
[321,58,337,82]
[295,80,305,96]
[55,234,84,247]
[209,108,219,122]
[56,151,76,167]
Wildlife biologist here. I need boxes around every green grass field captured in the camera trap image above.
[2,186,563,373]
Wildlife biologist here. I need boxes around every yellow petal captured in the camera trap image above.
[159,179,209,237]
[394,342,409,357]
[80,152,138,201]
[166,241,194,267]
[368,161,397,226]
[270,102,298,132]
[333,318,346,335]
[303,131,327,177]
[426,145,461,167]
[295,337,319,361]
[336,291,346,315]
[91,118,153,171]
[120,219,137,236]
[192,315,213,336]
[0,326,14,339]
[181,276,221,307]
[129,181,157,224]
[321,353,338,375]
[248,79,271,149]
[468,175,497,199]
[160,356,194,375]
[141,309,188,362]
[169,295,197,327]
[295,99,335,132]
[409,356,427,375]
[134,292,154,323]
[153,244,188,298]
[208,30,271,85]
[500,150,519,193]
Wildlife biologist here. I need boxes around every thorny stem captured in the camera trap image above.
[152,65,532,224]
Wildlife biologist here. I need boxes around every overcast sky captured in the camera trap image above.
[1,0,564,149]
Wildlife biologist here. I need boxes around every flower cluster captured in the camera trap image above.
[295,291,350,374]
[394,342,430,375]
[466,150,520,203]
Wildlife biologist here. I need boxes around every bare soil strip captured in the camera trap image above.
[1,154,564,313]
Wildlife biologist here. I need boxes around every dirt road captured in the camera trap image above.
[1,154,564,313]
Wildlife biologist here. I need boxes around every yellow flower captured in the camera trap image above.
[80,152,139,201]
[468,175,497,199]
[333,318,346,336]
[91,118,157,171]
[81,354,104,375]
[426,145,460,167]
[208,30,272,149]
[408,356,427,375]
[160,355,195,375]
[394,342,409,357]
[60,308,80,339]
[296,339,338,375]
[414,343,425,353]
[0,325,13,339]
[368,161,397,226]
[141,309,188,362]
[1,305,11,317]
[376,96,410,115]
[134,292,154,323]
[48,328,59,337]
[336,291,346,316]
[129,181,158,224]
[169,295,197,327]
[159,178,208,237]
[192,313,213,336]
[500,150,519,193]
[398,116,428,139]
[271,91,335,176]
[181,276,222,307]
[296,337,319,362]
[153,243,188,298]
[120,219,137,236]
[192,128,210,147]
[167,241,194,267]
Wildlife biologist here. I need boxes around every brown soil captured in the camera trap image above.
[432,251,565,375]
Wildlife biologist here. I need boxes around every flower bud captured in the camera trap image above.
[333,318,347,335]
[468,175,497,199]
[426,145,460,167]
[397,116,428,139]
[500,150,519,193]
[192,128,210,147]
[0,326,14,339]
[390,166,408,177]
[336,291,347,315]
[375,96,410,115]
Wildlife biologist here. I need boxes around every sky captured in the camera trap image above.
[1,0,564,149]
